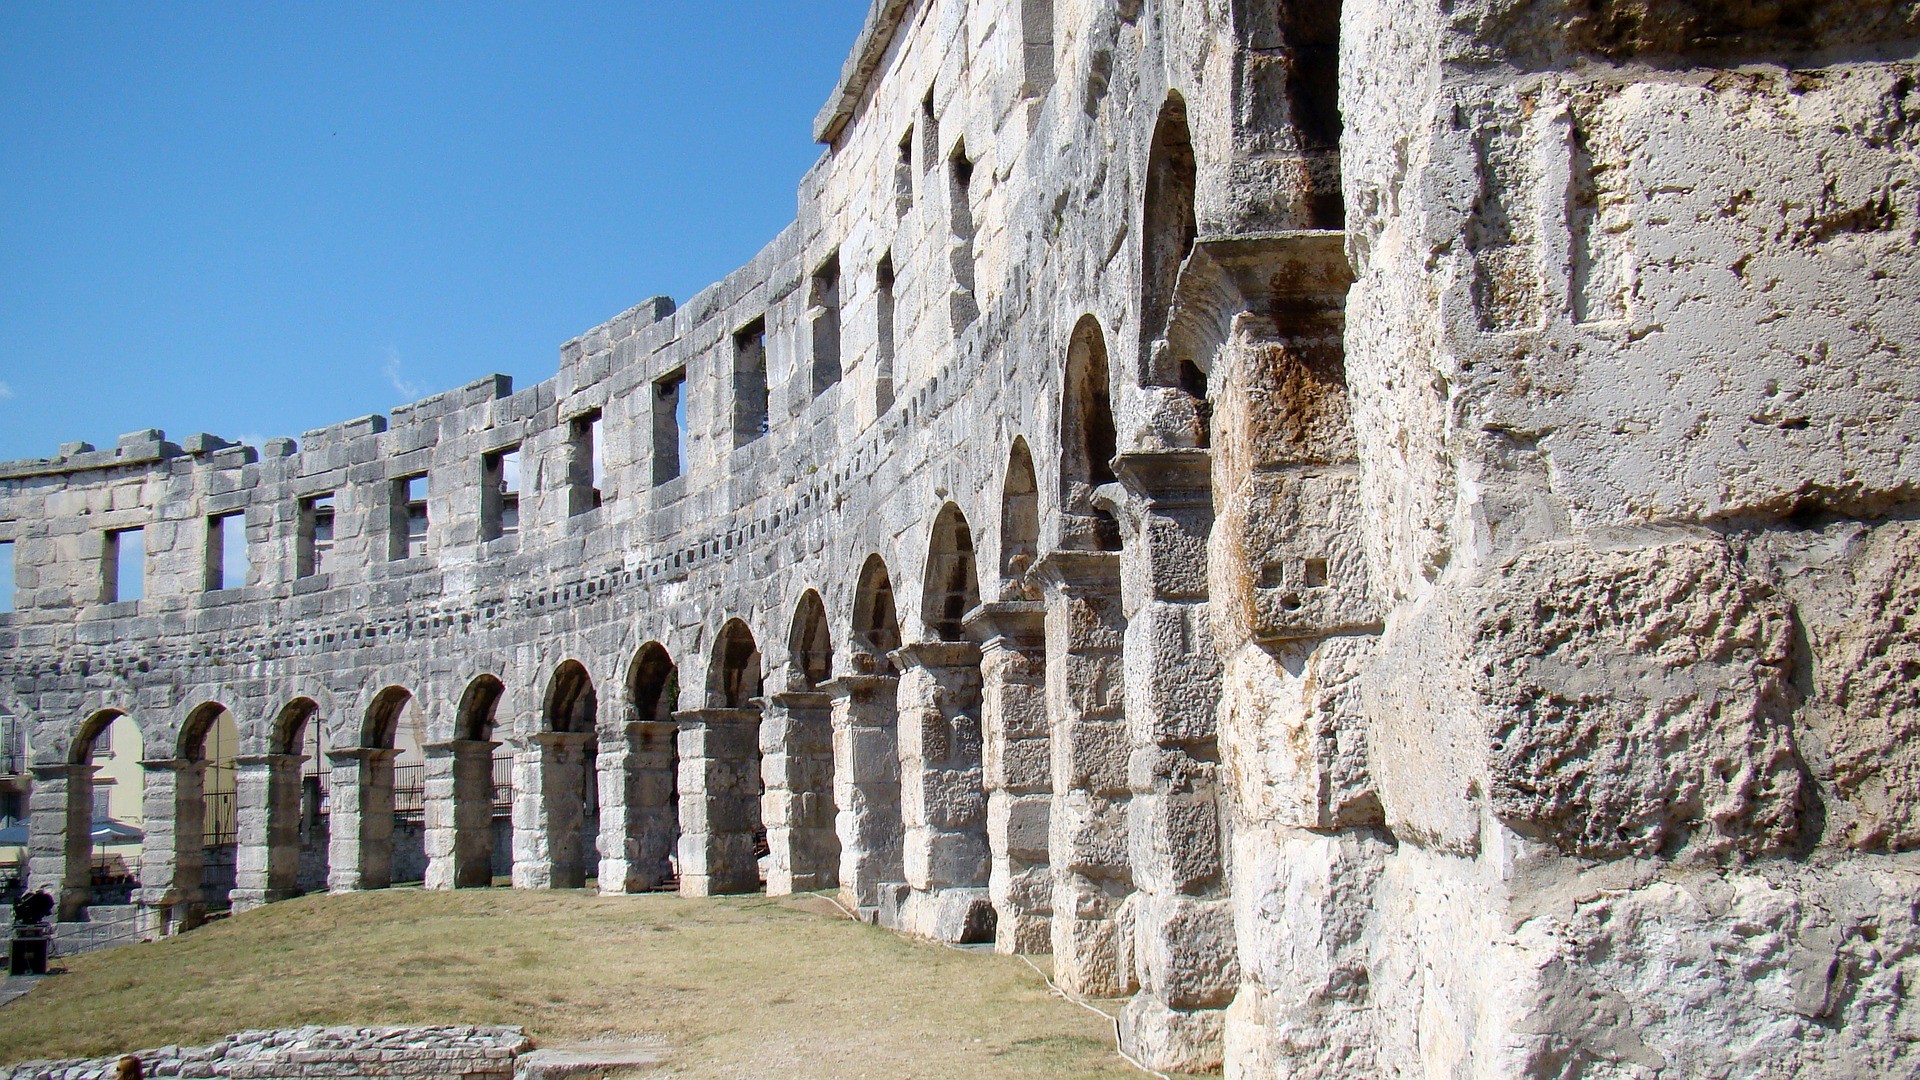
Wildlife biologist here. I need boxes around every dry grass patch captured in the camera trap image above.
[0,888,1143,1078]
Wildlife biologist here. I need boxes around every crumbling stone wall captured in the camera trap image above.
[0,0,1914,1074]
[0,1026,529,1080]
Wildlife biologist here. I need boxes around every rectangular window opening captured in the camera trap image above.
[298,494,335,578]
[569,411,604,516]
[949,144,979,328]
[482,446,521,541]
[0,540,13,614]
[104,527,145,604]
[876,254,896,415]
[810,254,842,396]
[732,318,769,448]
[653,370,687,484]
[206,512,250,592]
[391,474,428,561]
[896,129,915,216]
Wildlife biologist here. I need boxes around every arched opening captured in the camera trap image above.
[256,698,317,903]
[46,710,140,920]
[767,592,838,894]
[615,643,680,892]
[1062,316,1121,550]
[681,620,766,895]
[449,675,505,888]
[294,707,330,894]
[1000,439,1041,600]
[526,661,599,889]
[836,556,907,912]
[708,621,764,710]
[923,504,982,641]
[788,591,833,690]
[898,506,993,941]
[1142,94,1210,446]
[172,703,240,919]
[852,555,903,671]
[333,686,419,892]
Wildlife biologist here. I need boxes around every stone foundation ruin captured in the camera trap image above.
[2,0,1916,1074]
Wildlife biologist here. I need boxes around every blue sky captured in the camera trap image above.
[0,2,869,461]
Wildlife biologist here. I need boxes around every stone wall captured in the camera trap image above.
[0,0,1915,1074]
[0,1027,528,1080]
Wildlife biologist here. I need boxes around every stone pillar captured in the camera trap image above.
[231,753,303,911]
[136,757,207,937]
[674,708,762,896]
[512,731,594,889]
[327,747,397,892]
[27,763,92,923]
[1112,449,1234,1071]
[892,641,993,941]
[965,600,1052,954]
[761,689,837,895]
[598,720,678,894]
[1033,550,1135,999]
[823,673,903,913]
[423,739,496,890]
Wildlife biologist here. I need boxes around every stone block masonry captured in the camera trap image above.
[2,0,1917,1075]
[0,1027,530,1080]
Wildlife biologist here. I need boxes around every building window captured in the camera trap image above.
[0,540,12,614]
[876,254,896,415]
[896,128,914,216]
[949,144,978,330]
[810,254,842,396]
[482,446,521,541]
[569,410,604,515]
[298,494,335,578]
[392,474,428,560]
[206,512,249,592]
[733,319,769,447]
[653,370,687,484]
[104,527,145,603]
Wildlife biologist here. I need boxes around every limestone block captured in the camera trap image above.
[1132,893,1240,1009]
[1214,467,1378,647]
[989,791,1050,859]
[1122,992,1227,1075]
[1366,539,1806,860]
[1122,601,1220,746]
[1126,789,1222,896]
[1053,716,1129,796]
[1221,637,1381,832]
[1051,790,1130,878]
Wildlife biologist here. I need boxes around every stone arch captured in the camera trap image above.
[852,555,903,673]
[604,642,680,893]
[517,661,599,889]
[680,620,766,895]
[708,620,763,709]
[330,685,418,892]
[242,697,320,908]
[439,675,506,889]
[1000,438,1041,600]
[40,708,131,920]
[1061,315,1121,550]
[764,590,838,895]
[1141,92,1199,379]
[923,503,982,641]
[787,590,833,690]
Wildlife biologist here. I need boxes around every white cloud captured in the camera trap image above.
[0,381,14,401]
[382,349,425,401]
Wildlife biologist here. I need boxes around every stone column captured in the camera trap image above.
[136,757,206,937]
[423,739,496,890]
[965,600,1052,954]
[27,763,92,922]
[598,720,678,894]
[1112,449,1235,1071]
[1033,550,1135,999]
[823,673,903,913]
[674,708,762,896]
[327,747,397,892]
[512,732,594,889]
[231,753,303,911]
[761,689,837,895]
[892,640,993,941]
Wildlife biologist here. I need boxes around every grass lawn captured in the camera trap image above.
[0,888,1150,1078]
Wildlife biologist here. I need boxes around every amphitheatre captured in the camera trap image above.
[1,0,1918,1075]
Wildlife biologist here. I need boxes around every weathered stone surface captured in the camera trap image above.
[2,0,1917,1074]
